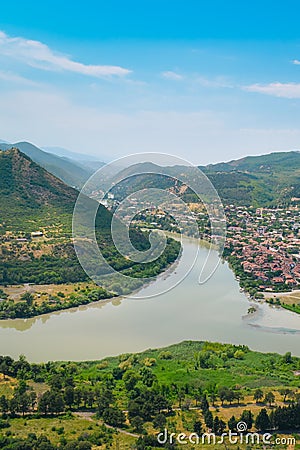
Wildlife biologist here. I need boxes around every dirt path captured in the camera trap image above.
[74,411,139,438]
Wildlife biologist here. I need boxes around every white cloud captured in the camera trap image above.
[292,59,300,65]
[161,71,183,80]
[244,82,300,99]
[0,30,131,77]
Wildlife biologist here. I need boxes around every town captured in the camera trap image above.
[224,204,300,292]
[113,196,300,305]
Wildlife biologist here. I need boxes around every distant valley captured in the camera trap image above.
[1,140,300,207]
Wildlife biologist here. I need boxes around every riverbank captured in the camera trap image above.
[0,232,181,320]
[262,290,300,315]
[0,236,299,361]
[221,253,300,315]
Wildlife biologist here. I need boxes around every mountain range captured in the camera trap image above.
[110,151,300,207]
[202,151,300,206]
[1,138,299,206]
[0,141,104,189]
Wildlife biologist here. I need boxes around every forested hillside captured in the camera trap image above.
[0,149,180,299]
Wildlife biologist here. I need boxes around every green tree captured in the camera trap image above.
[64,386,74,409]
[103,406,125,427]
[228,415,237,431]
[253,388,264,403]
[131,415,144,433]
[0,395,8,415]
[204,410,213,430]
[264,391,275,407]
[255,408,271,431]
[283,352,292,364]
[193,420,203,435]
[278,388,291,402]
[20,292,34,307]
[153,413,167,430]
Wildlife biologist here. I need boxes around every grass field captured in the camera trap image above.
[2,282,98,303]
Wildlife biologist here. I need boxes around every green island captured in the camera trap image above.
[0,341,299,449]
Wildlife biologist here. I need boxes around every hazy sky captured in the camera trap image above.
[1,0,300,164]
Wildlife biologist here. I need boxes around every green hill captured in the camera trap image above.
[0,147,110,233]
[0,340,299,448]
[0,149,180,292]
[201,151,300,206]
[204,150,300,173]
[110,151,300,207]
[0,148,111,285]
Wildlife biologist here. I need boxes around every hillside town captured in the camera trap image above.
[123,198,300,294]
[224,205,300,292]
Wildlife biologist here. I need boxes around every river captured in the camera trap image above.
[0,237,299,361]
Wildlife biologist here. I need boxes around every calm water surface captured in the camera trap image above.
[0,238,299,361]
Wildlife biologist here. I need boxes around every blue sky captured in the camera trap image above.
[1,1,300,163]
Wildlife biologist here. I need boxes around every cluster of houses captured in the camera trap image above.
[224,205,300,291]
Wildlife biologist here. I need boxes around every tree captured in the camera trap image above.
[74,387,82,408]
[200,394,209,412]
[0,361,10,380]
[48,374,63,391]
[264,391,275,407]
[283,352,292,364]
[112,367,124,380]
[140,367,157,387]
[13,355,31,379]
[153,413,167,430]
[234,390,244,405]
[234,350,245,360]
[240,410,253,430]
[255,408,271,431]
[97,389,113,416]
[38,390,65,416]
[17,380,27,395]
[228,415,237,431]
[64,386,74,409]
[103,406,125,427]
[0,395,9,415]
[21,292,34,307]
[193,420,203,436]
[213,416,226,434]
[123,371,140,391]
[254,388,264,403]
[218,387,228,406]
[226,389,235,405]
[204,410,213,430]
[16,392,31,416]
[278,388,291,402]
[9,396,18,416]
[131,415,144,433]
[209,392,217,407]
